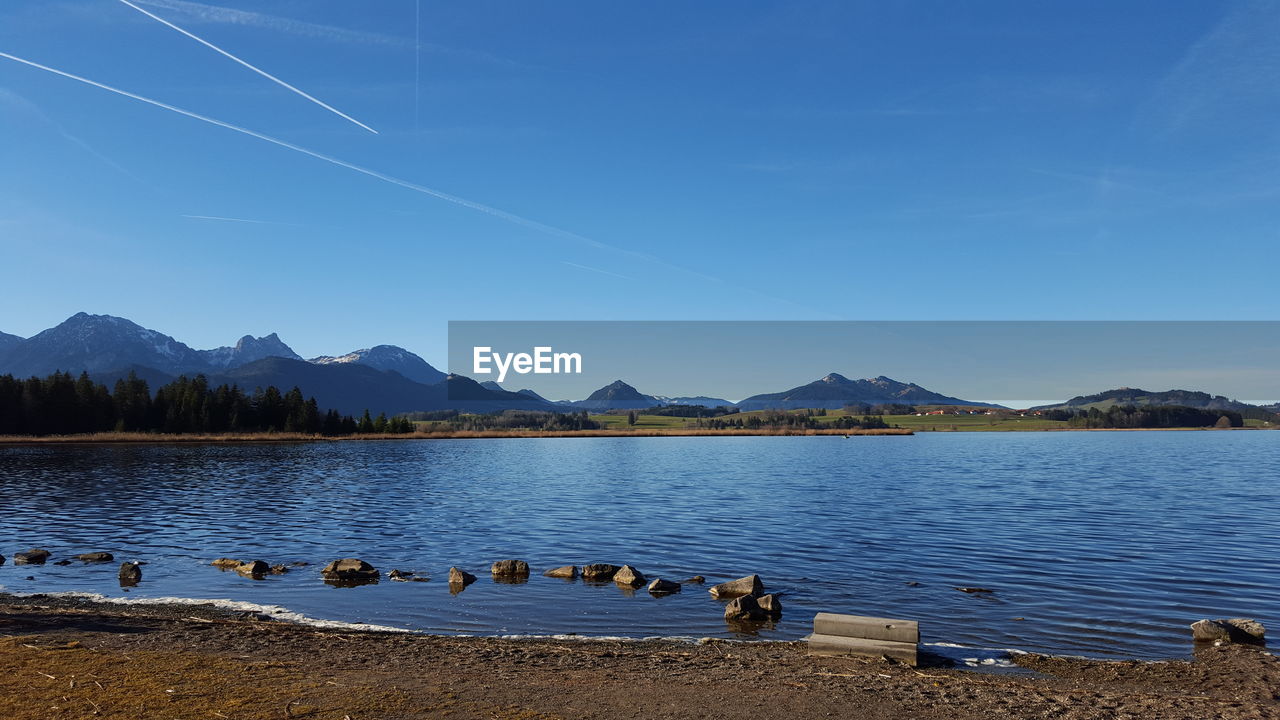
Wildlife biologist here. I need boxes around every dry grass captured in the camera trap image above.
[0,428,913,444]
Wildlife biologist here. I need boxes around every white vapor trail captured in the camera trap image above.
[0,51,834,316]
[0,51,665,266]
[181,214,296,225]
[115,0,378,134]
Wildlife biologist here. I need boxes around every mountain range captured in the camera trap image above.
[4,313,1268,418]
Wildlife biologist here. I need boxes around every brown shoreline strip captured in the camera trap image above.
[1,596,1277,719]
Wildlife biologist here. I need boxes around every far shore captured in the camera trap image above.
[0,428,913,444]
[1,594,1276,719]
[1,425,1275,444]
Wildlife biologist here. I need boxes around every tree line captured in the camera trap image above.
[1039,405,1244,429]
[0,371,413,436]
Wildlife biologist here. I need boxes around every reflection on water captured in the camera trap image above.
[1,432,1276,659]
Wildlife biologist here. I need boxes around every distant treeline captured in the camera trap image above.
[687,410,889,430]
[1039,405,1244,429]
[637,405,740,418]
[431,410,601,432]
[0,371,413,436]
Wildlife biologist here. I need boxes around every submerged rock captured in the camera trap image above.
[648,578,681,595]
[491,559,530,578]
[53,559,72,566]
[236,560,270,577]
[270,564,289,575]
[0,554,5,566]
[389,569,419,581]
[544,565,579,579]
[1192,618,1266,644]
[211,558,242,569]
[724,594,768,622]
[581,564,622,581]
[955,587,994,594]
[77,552,114,563]
[614,565,646,587]
[682,576,706,584]
[448,567,477,586]
[757,594,783,619]
[118,562,142,585]
[321,558,379,582]
[14,549,51,565]
[709,575,763,599]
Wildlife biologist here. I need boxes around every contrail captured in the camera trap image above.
[560,261,634,281]
[0,50,646,259]
[115,0,378,134]
[182,214,297,225]
[0,50,834,316]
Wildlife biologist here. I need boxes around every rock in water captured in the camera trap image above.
[321,558,379,582]
[77,552,114,563]
[1223,618,1266,641]
[614,565,646,587]
[709,575,763,599]
[448,567,477,586]
[13,549,51,565]
[682,576,705,584]
[758,594,783,619]
[389,569,416,581]
[544,565,579,579]
[211,558,242,569]
[724,594,768,622]
[1192,618,1266,644]
[118,562,142,585]
[0,554,5,566]
[490,559,530,578]
[648,578,681,595]
[581,564,622,580]
[235,560,270,577]
[270,564,289,575]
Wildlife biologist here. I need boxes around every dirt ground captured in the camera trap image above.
[0,596,1276,720]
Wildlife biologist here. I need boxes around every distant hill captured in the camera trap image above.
[1032,388,1260,412]
[0,313,308,378]
[736,373,995,411]
[572,380,660,410]
[0,331,22,354]
[210,358,558,416]
[653,395,736,407]
[309,345,446,386]
[516,388,554,404]
[479,381,505,392]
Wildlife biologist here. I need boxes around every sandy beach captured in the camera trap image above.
[1,594,1275,719]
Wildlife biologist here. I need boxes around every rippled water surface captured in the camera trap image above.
[1,433,1277,659]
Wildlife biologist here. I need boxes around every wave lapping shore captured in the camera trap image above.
[1,594,1276,719]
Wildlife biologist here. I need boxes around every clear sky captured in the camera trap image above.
[2,1,1278,368]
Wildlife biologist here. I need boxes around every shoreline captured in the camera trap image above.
[1,594,1275,719]
[0,425,1270,444]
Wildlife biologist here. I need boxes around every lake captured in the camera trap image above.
[1,432,1276,660]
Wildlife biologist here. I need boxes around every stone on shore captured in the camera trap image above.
[118,562,142,584]
[77,552,114,563]
[724,594,768,622]
[491,560,530,577]
[236,560,269,576]
[758,594,783,619]
[14,549,51,565]
[544,565,579,579]
[1192,618,1266,644]
[648,578,681,595]
[321,558,379,581]
[581,564,622,580]
[709,574,763,599]
[614,565,646,587]
[448,567,477,586]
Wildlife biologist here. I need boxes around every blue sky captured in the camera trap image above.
[2,1,1278,367]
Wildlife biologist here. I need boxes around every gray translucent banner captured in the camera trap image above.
[447,321,1280,407]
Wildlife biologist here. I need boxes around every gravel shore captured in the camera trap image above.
[1,594,1276,719]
